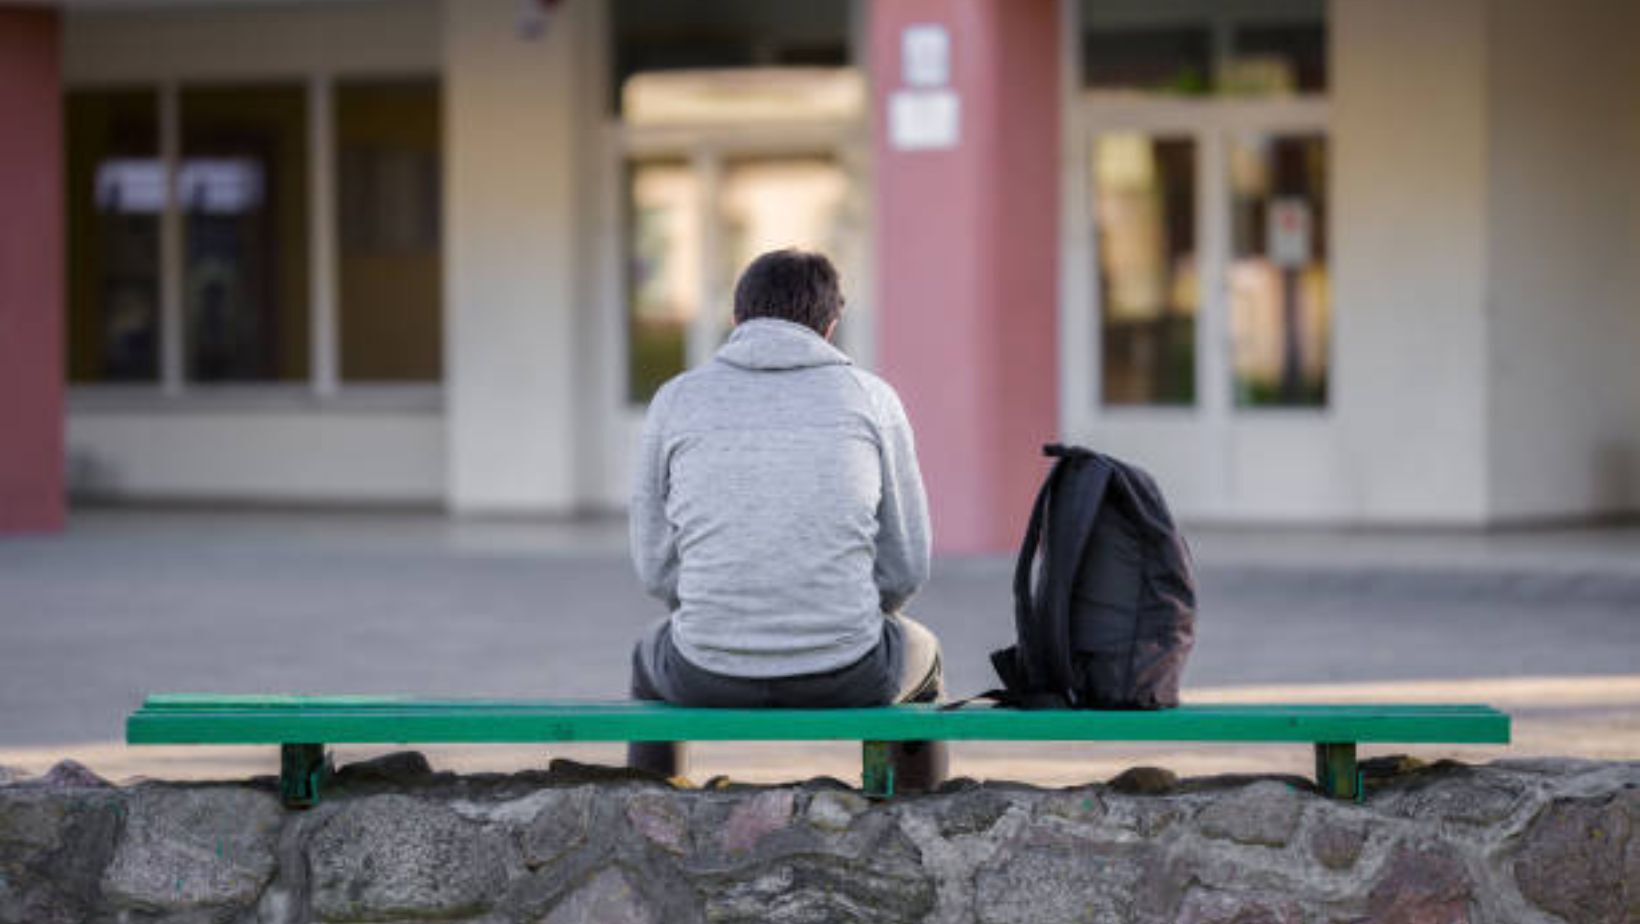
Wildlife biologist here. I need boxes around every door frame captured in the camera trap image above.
[592,117,873,508]
[1060,85,1330,516]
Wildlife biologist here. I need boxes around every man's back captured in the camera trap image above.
[630,318,930,679]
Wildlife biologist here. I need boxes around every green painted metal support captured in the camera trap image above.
[1314,742,1359,801]
[280,743,331,809]
[862,740,894,798]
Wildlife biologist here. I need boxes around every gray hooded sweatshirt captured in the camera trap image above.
[630,318,932,678]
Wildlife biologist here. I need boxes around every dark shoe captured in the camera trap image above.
[627,741,687,779]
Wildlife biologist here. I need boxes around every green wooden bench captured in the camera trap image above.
[126,694,1509,807]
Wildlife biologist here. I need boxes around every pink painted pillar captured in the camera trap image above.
[871,0,1060,554]
[0,10,66,533]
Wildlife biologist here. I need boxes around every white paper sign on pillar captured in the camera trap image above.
[891,23,959,151]
[902,24,950,87]
[890,90,960,151]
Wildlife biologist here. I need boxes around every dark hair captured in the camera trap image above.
[732,249,843,336]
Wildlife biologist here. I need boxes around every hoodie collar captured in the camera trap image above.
[714,318,852,372]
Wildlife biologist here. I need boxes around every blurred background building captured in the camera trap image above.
[2,0,1637,553]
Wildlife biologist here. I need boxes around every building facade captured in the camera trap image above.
[2,0,1637,552]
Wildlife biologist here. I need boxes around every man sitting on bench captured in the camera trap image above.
[627,248,946,789]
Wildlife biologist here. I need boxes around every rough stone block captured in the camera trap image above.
[1177,888,1305,924]
[539,867,658,924]
[975,835,1147,924]
[702,852,934,924]
[1381,770,1526,827]
[1108,766,1178,795]
[38,760,109,790]
[1195,782,1304,848]
[1305,815,1368,872]
[521,788,594,867]
[1511,791,1637,924]
[804,789,868,833]
[626,790,689,855]
[309,793,512,921]
[719,789,793,855]
[334,750,435,786]
[101,786,281,913]
[1364,844,1472,924]
[0,789,123,924]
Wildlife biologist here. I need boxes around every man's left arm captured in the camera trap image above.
[873,388,932,614]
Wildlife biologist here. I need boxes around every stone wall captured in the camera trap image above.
[1,756,1634,923]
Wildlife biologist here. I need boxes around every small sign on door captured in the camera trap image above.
[1267,198,1313,268]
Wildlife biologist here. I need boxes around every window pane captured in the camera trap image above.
[1081,0,1327,97]
[1230,134,1328,407]
[1093,134,1197,406]
[1229,24,1327,95]
[1084,28,1212,95]
[627,161,698,403]
[612,0,851,114]
[718,156,849,336]
[180,85,309,382]
[66,90,161,383]
[335,80,442,382]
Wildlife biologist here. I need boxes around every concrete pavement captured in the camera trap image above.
[1,509,1635,784]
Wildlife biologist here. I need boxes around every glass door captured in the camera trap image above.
[1091,132,1200,407]
[1227,132,1329,407]
[623,151,855,404]
[1069,99,1329,515]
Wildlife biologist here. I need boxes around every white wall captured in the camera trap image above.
[1484,0,1640,520]
[64,0,441,81]
[1329,0,1492,523]
[67,409,444,503]
[442,0,587,513]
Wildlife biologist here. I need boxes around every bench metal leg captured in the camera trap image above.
[281,743,332,809]
[862,741,894,798]
[1314,742,1359,801]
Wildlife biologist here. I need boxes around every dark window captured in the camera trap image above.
[1093,135,1199,406]
[180,84,310,383]
[65,90,161,383]
[1232,24,1327,94]
[626,160,696,403]
[1230,134,1329,406]
[611,0,851,113]
[1084,28,1213,95]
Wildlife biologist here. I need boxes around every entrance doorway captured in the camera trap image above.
[623,148,865,404]
[1062,95,1331,517]
[598,111,870,506]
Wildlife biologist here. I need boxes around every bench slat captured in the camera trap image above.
[128,697,1510,746]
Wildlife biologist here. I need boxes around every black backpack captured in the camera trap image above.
[988,444,1197,709]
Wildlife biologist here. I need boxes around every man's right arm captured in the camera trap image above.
[630,384,680,609]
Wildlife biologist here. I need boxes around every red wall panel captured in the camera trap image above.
[0,9,66,533]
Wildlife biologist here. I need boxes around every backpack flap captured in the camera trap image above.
[1085,460,1197,709]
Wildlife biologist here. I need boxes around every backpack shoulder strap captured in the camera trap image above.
[1007,460,1058,694]
[1012,444,1113,702]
